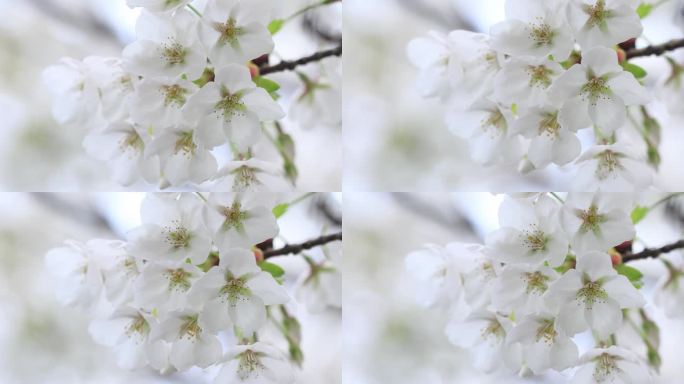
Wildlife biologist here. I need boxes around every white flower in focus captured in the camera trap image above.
[133,261,204,314]
[128,77,199,128]
[446,310,521,373]
[151,310,223,370]
[123,9,206,80]
[485,194,570,267]
[90,58,137,122]
[513,104,585,168]
[42,57,102,126]
[560,192,635,253]
[549,46,650,134]
[88,307,156,370]
[573,142,653,191]
[190,248,289,335]
[462,254,501,310]
[213,158,290,192]
[493,57,564,110]
[145,124,220,186]
[491,264,559,315]
[203,192,279,250]
[491,0,574,60]
[198,0,275,66]
[185,64,285,151]
[83,121,160,186]
[213,342,295,384]
[545,251,645,339]
[127,193,213,264]
[507,314,579,374]
[44,240,106,307]
[127,0,191,12]
[96,240,142,306]
[570,346,652,383]
[567,0,642,49]
[654,255,684,318]
[446,99,521,165]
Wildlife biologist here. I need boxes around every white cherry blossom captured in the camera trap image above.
[491,0,574,60]
[654,255,684,318]
[198,0,275,67]
[213,342,296,384]
[44,239,107,307]
[213,158,290,192]
[185,64,285,151]
[560,192,635,253]
[573,142,653,191]
[567,0,642,49]
[88,307,156,370]
[492,264,559,315]
[570,346,652,384]
[493,57,564,110]
[128,76,199,129]
[545,250,645,339]
[549,46,651,134]
[189,248,289,335]
[42,57,104,126]
[133,261,204,315]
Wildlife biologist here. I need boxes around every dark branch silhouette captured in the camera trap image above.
[623,239,684,262]
[264,232,342,258]
[627,38,684,59]
[259,45,342,75]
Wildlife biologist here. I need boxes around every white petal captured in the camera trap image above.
[586,298,622,340]
[603,275,645,308]
[247,272,289,305]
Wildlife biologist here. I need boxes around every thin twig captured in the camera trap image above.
[623,239,684,262]
[626,38,684,59]
[259,45,342,75]
[263,232,342,258]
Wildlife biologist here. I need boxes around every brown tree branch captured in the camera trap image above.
[259,45,342,75]
[626,38,684,59]
[264,232,342,258]
[623,239,684,262]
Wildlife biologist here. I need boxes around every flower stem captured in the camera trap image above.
[186,4,202,17]
[626,38,684,59]
[259,45,342,75]
[263,232,342,258]
[623,239,684,262]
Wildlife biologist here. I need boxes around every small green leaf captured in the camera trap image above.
[623,62,647,79]
[631,205,649,224]
[616,264,644,288]
[259,261,285,278]
[636,3,653,19]
[511,103,518,116]
[254,76,281,100]
[272,203,289,218]
[268,19,285,35]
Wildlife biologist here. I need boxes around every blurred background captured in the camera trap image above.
[344,192,684,383]
[0,0,341,191]
[0,192,341,384]
[344,0,684,191]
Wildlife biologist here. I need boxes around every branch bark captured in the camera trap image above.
[259,45,342,75]
[626,38,684,59]
[623,239,684,262]
[264,232,342,258]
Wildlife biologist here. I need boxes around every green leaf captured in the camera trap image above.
[631,205,649,224]
[511,103,518,116]
[259,261,285,278]
[268,19,285,35]
[254,77,281,100]
[616,264,644,288]
[623,62,647,79]
[636,3,653,19]
[272,203,289,218]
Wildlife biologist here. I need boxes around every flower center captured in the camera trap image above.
[538,111,561,138]
[521,226,549,253]
[481,110,506,137]
[160,40,187,66]
[179,314,202,340]
[593,352,620,382]
[233,165,259,191]
[581,76,611,104]
[595,150,623,180]
[481,319,505,343]
[528,19,554,47]
[528,65,554,88]
[214,18,243,46]
[219,275,251,305]
[584,0,611,30]
[174,131,197,157]
[164,268,193,292]
[523,271,551,295]
[220,201,248,232]
[122,256,138,277]
[164,221,192,248]
[161,84,188,107]
[125,314,149,342]
[576,279,608,309]
[119,131,144,153]
[237,350,264,380]
[535,319,557,345]
[576,204,606,235]
[215,86,247,121]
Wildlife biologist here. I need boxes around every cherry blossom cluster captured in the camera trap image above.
[43,193,336,383]
[408,0,659,191]
[42,0,339,190]
[405,193,684,383]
